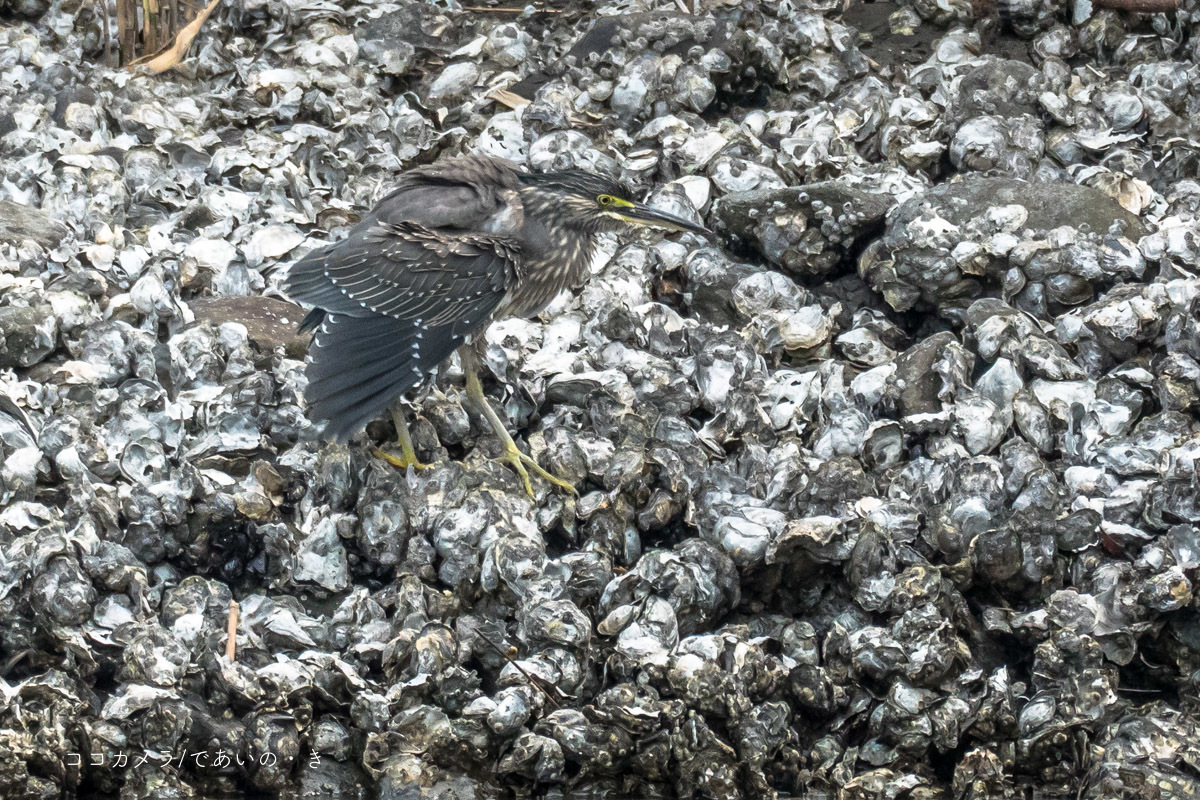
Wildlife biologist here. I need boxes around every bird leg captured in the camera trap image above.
[460,348,577,497]
[372,401,431,470]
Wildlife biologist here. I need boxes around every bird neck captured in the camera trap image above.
[518,194,598,272]
[521,214,595,274]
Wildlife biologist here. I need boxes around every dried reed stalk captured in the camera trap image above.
[110,0,218,67]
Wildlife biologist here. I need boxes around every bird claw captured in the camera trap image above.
[499,445,577,497]
[372,447,432,471]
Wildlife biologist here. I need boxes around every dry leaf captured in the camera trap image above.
[487,88,530,110]
[127,0,221,73]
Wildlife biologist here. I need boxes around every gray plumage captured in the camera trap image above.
[285,155,705,441]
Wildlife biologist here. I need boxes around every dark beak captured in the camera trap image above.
[624,202,710,235]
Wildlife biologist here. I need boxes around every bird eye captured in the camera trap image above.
[598,195,614,206]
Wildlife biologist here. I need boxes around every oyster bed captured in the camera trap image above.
[2,0,1200,798]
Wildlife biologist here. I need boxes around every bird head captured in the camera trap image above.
[519,170,709,235]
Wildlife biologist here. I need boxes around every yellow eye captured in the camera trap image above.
[598,195,614,206]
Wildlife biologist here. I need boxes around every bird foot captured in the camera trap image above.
[372,447,432,471]
[498,443,577,497]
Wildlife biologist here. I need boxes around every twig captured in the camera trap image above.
[1093,0,1176,10]
[225,600,238,660]
[675,0,691,12]
[476,633,567,709]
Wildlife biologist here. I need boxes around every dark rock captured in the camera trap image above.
[887,332,973,416]
[355,5,455,74]
[281,758,371,800]
[712,182,895,277]
[510,10,759,105]
[955,60,1043,120]
[0,304,58,368]
[897,178,1144,239]
[860,177,1147,320]
[0,201,71,249]
[682,248,761,328]
[52,84,99,127]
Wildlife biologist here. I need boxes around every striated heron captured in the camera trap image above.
[284,155,707,494]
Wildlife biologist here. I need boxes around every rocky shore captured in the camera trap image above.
[1,0,1199,798]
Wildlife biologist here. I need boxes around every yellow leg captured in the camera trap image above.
[461,352,576,496]
[372,402,431,470]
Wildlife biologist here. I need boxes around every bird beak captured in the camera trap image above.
[620,202,710,235]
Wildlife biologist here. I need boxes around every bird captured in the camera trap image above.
[284,154,708,495]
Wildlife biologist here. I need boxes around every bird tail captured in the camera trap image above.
[305,313,460,441]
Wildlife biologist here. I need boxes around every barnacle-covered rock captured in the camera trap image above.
[860,177,1147,321]
[713,179,904,278]
[600,540,740,640]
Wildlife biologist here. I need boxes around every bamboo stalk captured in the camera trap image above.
[141,0,152,54]
[116,0,138,65]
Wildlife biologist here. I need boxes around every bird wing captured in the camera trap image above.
[289,222,518,323]
[284,157,524,440]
